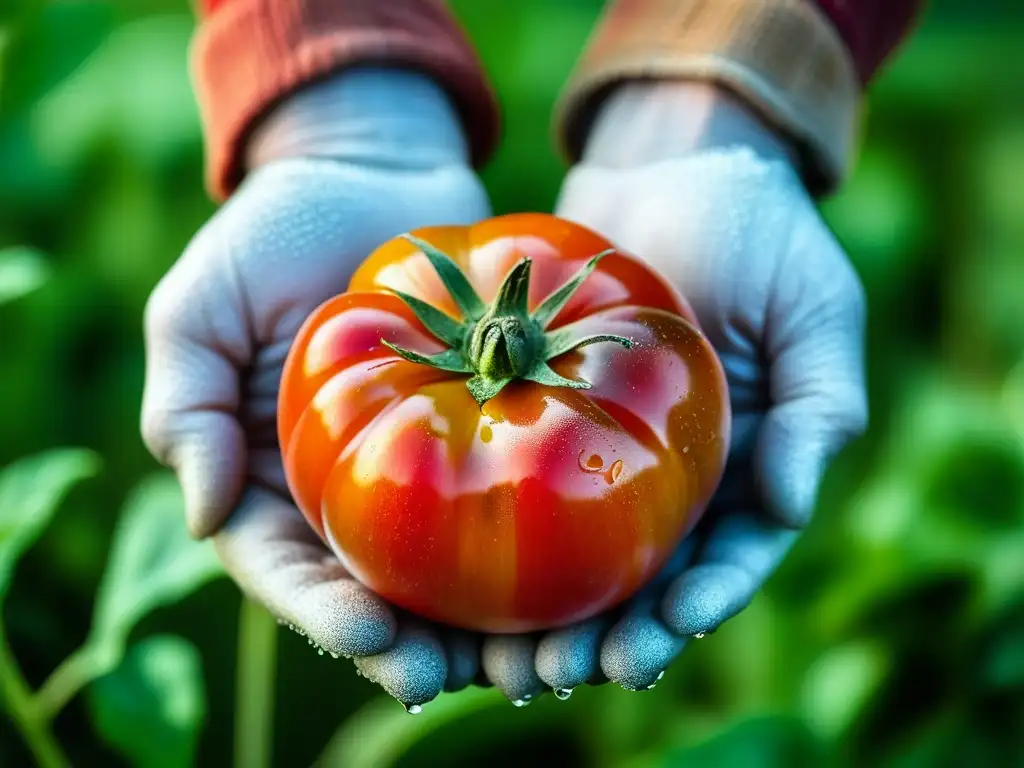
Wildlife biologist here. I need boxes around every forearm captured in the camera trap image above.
[191,0,498,200]
[558,0,924,195]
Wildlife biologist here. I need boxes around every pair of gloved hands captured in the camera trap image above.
[141,68,867,706]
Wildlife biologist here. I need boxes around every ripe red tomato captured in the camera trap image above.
[278,214,730,633]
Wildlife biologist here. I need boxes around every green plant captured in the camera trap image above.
[0,252,224,767]
[0,454,223,767]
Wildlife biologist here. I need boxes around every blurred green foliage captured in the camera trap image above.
[1,1,1023,766]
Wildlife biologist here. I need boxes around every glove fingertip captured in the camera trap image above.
[481,635,544,705]
[307,579,398,658]
[661,565,746,637]
[535,620,604,691]
[355,623,447,707]
[176,428,247,539]
[599,614,683,692]
[441,629,480,693]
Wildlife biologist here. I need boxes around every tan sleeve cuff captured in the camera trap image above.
[191,0,499,201]
[555,0,861,195]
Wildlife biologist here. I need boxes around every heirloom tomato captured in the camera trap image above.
[278,214,729,633]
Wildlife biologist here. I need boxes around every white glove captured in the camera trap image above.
[480,82,869,701]
[141,68,491,706]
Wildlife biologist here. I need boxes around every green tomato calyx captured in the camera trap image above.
[381,235,633,406]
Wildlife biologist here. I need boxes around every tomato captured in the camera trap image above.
[278,213,730,633]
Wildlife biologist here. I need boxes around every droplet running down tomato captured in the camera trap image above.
[278,213,730,633]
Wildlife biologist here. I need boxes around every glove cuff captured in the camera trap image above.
[555,0,861,195]
[192,0,499,201]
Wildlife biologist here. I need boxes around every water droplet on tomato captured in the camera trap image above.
[579,451,605,474]
[683,446,690,454]
[554,688,574,701]
[405,704,423,715]
[606,459,624,484]
[480,424,493,443]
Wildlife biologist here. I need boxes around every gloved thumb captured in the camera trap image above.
[757,230,868,528]
[141,259,248,538]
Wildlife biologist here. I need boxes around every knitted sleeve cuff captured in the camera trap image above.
[192,0,499,200]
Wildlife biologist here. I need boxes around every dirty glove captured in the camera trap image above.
[141,68,491,705]
[480,81,868,701]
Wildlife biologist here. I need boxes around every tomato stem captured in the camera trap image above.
[382,237,634,406]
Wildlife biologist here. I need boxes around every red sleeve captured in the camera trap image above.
[812,0,925,83]
[191,0,499,201]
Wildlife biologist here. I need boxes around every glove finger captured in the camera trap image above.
[214,486,396,657]
[142,264,250,539]
[481,635,544,706]
[760,234,868,528]
[599,595,685,692]
[660,510,798,637]
[355,618,448,709]
[535,617,609,695]
[441,628,480,693]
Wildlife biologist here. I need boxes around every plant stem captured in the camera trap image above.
[34,644,109,721]
[234,598,277,768]
[0,628,70,768]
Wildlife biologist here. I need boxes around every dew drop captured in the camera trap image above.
[579,451,606,474]
[694,632,705,639]
[554,688,574,701]
[512,699,530,708]
[330,652,340,659]
[656,670,665,681]
[405,704,423,715]
[318,649,324,656]
[523,694,532,701]
[682,446,690,454]
[605,459,624,485]
[646,682,657,690]
[480,424,493,443]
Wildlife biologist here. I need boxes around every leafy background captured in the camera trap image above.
[1,0,1023,766]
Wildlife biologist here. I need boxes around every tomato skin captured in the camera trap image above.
[279,213,730,633]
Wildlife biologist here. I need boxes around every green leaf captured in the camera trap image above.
[387,289,465,348]
[659,716,823,768]
[531,249,613,330]
[544,327,633,361]
[0,246,51,305]
[522,360,590,390]
[90,474,223,659]
[402,235,485,321]
[89,635,206,768]
[800,641,891,739]
[315,687,506,768]
[466,374,513,405]
[491,258,532,317]
[0,449,100,600]
[380,341,470,373]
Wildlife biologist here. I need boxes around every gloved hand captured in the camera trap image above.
[478,81,869,701]
[141,68,492,706]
